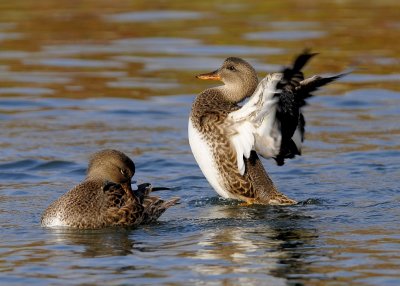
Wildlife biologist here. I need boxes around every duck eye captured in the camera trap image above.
[227,65,236,71]
[120,169,127,176]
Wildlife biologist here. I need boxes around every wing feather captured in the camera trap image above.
[227,73,282,175]
[226,50,345,175]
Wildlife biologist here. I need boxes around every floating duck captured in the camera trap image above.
[41,149,179,228]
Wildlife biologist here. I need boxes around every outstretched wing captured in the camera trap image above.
[227,50,344,175]
[275,51,345,165]
[226,73,283,175]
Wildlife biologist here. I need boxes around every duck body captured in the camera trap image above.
[41,180,143,228]
[41,149,179,229]
[189,82,294,205]
[189,51,343,205]
[188,89,238,199]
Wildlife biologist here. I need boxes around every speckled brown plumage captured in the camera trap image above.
[190,91,295,205]
[41,149,179,228]
[189,52,342,205]
[188,50,343,205]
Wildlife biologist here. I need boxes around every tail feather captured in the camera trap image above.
[141,195,180,224]
[134,183,179,224]
[161,197,180,209]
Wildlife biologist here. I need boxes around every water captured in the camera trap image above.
[1,1,399,285]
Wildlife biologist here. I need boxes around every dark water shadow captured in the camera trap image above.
[45,227,135,257]
[247,206,319,285]
[189,198,322,285]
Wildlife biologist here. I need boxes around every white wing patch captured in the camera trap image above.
[226,73,284,176]
[229,121,255,175]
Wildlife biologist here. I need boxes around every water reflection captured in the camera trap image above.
[46,228,135,257]
[190,204,318,285]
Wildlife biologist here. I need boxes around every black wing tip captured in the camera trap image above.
[322,71,350,83]
[275,156,285,166]
[301,47,318,56]
[278,49,319,89]
[295,72,349,103]
[334,70,352,80]
[292,49,318,71]
[274,139,302,166]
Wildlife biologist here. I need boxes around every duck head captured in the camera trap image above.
[196,57,258,103]
[86,149,135,192]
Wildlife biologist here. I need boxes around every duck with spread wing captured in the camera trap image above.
[189,51,344,205]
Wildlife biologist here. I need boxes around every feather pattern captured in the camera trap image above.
[227,73,283,175]
[189,51,345,205]
[227,50,345,172]
[41,149,179,229]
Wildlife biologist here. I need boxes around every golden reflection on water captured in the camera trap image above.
[0,0,399,100]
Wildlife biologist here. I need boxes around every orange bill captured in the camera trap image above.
[195,70,221,81]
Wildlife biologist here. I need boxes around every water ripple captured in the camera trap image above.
[245,30,326,41]
[0,2,400,285]
[105,10,205,23]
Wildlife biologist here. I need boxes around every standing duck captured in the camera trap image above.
[189,51,343,205]
[41,149,179,228]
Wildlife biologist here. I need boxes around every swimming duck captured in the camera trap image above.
[189,51,343,205]
[41,149,179,228]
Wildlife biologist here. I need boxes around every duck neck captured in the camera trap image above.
[218,78,258,104]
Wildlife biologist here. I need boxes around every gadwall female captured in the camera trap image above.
[41,149,179,228]
[189,51,343,205]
